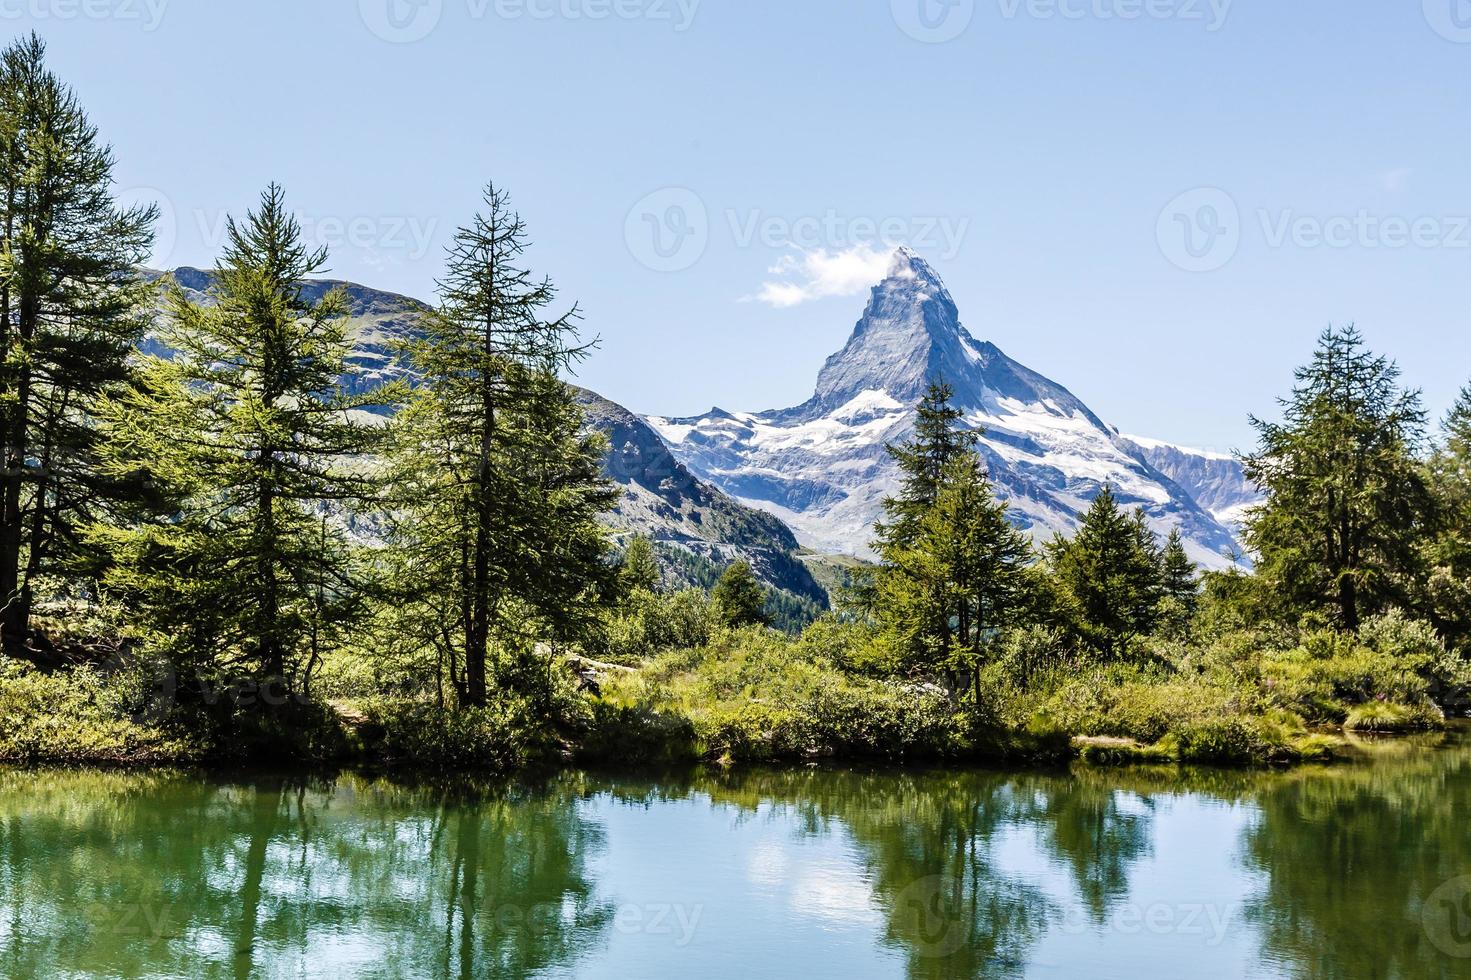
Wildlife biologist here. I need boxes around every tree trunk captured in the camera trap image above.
[1338,575,1360,632]
[0,293,35,654]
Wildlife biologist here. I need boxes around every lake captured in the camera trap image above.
[2,731,1470,979]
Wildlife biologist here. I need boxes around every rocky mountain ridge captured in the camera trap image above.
[649,249,1255,569]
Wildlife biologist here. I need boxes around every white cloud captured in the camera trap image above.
[750,245,892,308]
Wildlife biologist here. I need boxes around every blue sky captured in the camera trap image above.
[23,0,1471,450]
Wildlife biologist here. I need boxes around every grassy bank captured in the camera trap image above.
[582,610,1465,769]
[7,607,1462,773]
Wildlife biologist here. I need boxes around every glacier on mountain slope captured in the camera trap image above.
[1120,434,1262,532]
[649,248,1252,570]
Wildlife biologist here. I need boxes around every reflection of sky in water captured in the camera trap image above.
[1006,795,1275,979]
[565,795,905,980]
[4,739,1467,979]
[574,784,1279,979]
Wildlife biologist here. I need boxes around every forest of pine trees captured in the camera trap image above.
[4,32,1471,772]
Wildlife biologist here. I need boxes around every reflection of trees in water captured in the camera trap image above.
[613,768,1160,980]
[1016,773,1157,924]
[0,770,611,978]
[1241,734,1471,980]
[8,738,1467,980]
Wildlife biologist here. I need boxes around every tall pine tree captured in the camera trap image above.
[870,382,1033,683]
[874,380,976,550]
[91,184,393,690]
[1424,384,1471,644]
[1046,486,1163,657]
[385,184,613,709]
[0,33,156,653]
[1243,326,1430,629]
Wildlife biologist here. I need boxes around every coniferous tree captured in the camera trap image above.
[887,452,1033,687]
[90,184,392,690]
[618,535,661,595]
[1160,529,1199,609]
[874,380,976,550]
[1156,527,1200,636]
[385,184,614,708]
[1424,384,1471,644]
[869,379,1034,683]
[1046,487,1163,657]
[712,560,769,628]
[0,33,157,653]
[1243,326,1431,630]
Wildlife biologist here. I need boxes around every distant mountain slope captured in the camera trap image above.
[141,267,426,403]
[139,267,826,603]
[650,248,1245,569]
[1123,436,1261,533]
[575,388,826,603]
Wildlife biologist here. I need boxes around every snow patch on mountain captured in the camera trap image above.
[651,248,1247,570]
[1122,435,1262,535]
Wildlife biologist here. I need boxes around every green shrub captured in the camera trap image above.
[598,588,716,664]
[0,659,198,763]
[581,699,698,766]
[1170,717,1255,765]
[1344,700,1443,733]
[366,699,534,773]
[599,628,963,763]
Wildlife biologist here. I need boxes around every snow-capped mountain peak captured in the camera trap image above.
[652,249,1250,569]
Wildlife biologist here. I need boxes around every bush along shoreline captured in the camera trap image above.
[4,607,1465,772]
[3,36,1471,777]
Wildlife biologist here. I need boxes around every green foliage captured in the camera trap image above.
[364,700,534,773]
[1244,326,1432,630]
[1046,487,1164,657]
[380,184,614,708]
[89,184,391,691]
[1343,700,1441,733]
[0,659,197,763]
[711,561,769,628]
[597,587,715,664]
[870,384,1034,684]
[875,379,976,548]
[597,627,964,763]
[1424,384,1471,645]
[617,535,661,594]
[0,33,158,652]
